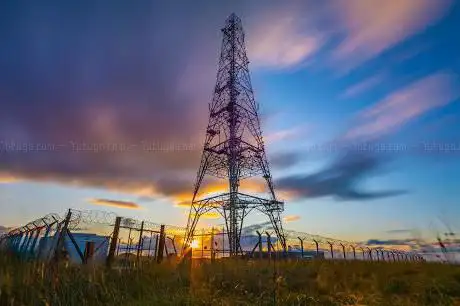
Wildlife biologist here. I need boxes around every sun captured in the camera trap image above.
[190,239,200,249]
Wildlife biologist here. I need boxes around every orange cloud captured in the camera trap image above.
[284,215,301,222]
[173,178,267,205]
[200,211,221,219]
[89,198,141,210]
[0,173,20,184]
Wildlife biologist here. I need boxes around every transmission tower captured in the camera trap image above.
[183,13,286,256]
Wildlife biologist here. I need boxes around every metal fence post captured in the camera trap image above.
[313,239,319,258]
[266,232,272,260]
[340,243,346,260]
[137,221,144,261]
[297,237,304,258]
[54,209,72,263]
[256,231,262,259]
[328,242,334,259]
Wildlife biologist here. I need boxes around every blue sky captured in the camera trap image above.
[1,0,459,245]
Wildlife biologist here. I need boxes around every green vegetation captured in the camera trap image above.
[1,254,460,306]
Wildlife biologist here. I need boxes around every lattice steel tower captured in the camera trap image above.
[184,13,286,256]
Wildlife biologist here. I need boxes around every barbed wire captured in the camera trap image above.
[68,209,117,229]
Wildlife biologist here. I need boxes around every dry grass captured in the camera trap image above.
[1,254,460,305]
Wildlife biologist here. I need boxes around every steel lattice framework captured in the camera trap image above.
[183,13,286,256]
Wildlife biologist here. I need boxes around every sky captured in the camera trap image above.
[1,0,460,248]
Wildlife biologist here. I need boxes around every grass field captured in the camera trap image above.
[1,254,460,306]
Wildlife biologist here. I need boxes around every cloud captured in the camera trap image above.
[269,151,303,169]
[365,238,417,249]
[0,2,221,202]
[246,3,324,69]
[340,73,386,99]
[344,72,460,141]
[0,174,20,184]
[283,215,301,222]
[1,1,453,208]
[276,150,407,201]
[333,0,453,69]
[0,1,327,204]
[191,211,221,220]
[265,126,307,144]
[386,229,413,234]
[240,221,273,236]
[89,198,141,210]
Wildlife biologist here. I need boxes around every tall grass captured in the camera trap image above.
[1,254,460,305]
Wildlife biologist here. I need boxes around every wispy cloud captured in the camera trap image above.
[283,215,301,222]
[340,73,386,99]
[344,72,460,141]
[265,126,305,144]
[193,211,221,220]
[89,198,141,210]
[333,0,453,69]
[247,7,323,69]
[0,174,19,184]
[386,229,413,234]
[277,150,407,201]
[269,151,303,169]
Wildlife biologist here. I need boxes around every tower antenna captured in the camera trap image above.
[183,13,286,256]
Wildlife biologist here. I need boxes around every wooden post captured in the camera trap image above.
[156,225,165,263]
[106,216,121,267]
[84,241,95,264]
